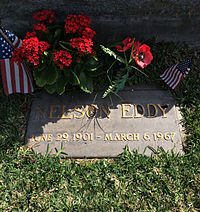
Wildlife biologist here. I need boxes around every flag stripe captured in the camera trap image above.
[5,59,12,94]
[22,62,34,92]
[13,37,21,48]
[0,27,34,95]
[166,69,180,86]
[10,60,16,93]
[161,66,175,81]
[13,36,19,46]
[161,65,177,80]
[160,59,192,90]
[0,60,9,95]
[184,68,190,77]
[170,70,183,88]
[22,64,28,93]
[160,67,171,79]
[24,64,33,93]
[18,63,24,93]
[162,65,177,82]
[173,75,184,90]
[1,59,34,95]
[171,71,183,89]
[14,62,20,92]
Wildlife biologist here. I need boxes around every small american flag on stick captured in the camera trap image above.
[160,58,193,90]
[0,26,34,95]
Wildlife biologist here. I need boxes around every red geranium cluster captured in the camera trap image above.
[70,37,93,54]
[33,10,55,23]
[65,15,91,34]
[53,50,72,69]
[31,10,55,34]
[12,10,97,70]
[12,37,50,65]
[33,23,48,33]
[65,14,96,55]
[116,37,153,69]
[24,31,36,39]
[82,27,96,39]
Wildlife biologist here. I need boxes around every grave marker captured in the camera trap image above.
[26,86,183,157]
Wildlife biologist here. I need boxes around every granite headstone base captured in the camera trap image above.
[25,86,183,157]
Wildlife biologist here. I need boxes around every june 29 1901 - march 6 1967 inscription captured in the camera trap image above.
[26,87,183,157]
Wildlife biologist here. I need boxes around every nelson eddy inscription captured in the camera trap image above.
[26,88,183,157]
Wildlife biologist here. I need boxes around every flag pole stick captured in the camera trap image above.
[0,28,15,48]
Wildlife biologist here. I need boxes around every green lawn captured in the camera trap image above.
[0,41,200,211]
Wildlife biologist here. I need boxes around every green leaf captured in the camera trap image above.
[59,42,72,51]
[54,29,62,40]
[115,73,128,93]
[102,72,128,98]
[79,72,93,93]
[44,83,57,94]
[59,41,70,45]
[130,65,149,78]
[63,69,70,78]
[47,25,63,31]
[87,69,104,77]
[74,63,84,75]
[100,45,125,63]
[102,84,115,98]
[47,65,58,85]
[56,75,68,95]
[87,58,99,70]
[71,71,80,85]
[33,68,49,87]
[36,64,46,72]
[43,51,48,56]
[47,34,54,43]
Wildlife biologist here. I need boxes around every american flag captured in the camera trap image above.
[160,59,192,90]
[0,27,34,95]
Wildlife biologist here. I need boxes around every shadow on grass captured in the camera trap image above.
[0,90,32,154]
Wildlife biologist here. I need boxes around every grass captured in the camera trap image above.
[0,41,200,211]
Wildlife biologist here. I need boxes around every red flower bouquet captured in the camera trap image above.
[12,10,153,96]
[100,37,153,97]
[12,10,99,95]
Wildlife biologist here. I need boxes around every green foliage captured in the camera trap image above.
[100,43,148,97]
[100,45,125,63]
[103,72,129,98]
[79,71,93,93]
[56,74,68,95]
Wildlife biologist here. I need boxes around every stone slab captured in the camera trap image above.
[1,0,200,48]
[25,87,183,157]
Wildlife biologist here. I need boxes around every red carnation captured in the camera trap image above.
[134,44,153,69]
[53,50,72,69]
[116,37,134,52]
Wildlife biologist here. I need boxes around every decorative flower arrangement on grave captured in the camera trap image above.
[12,10,100,95]
[100,37,153,97]
[12,10,153,96]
